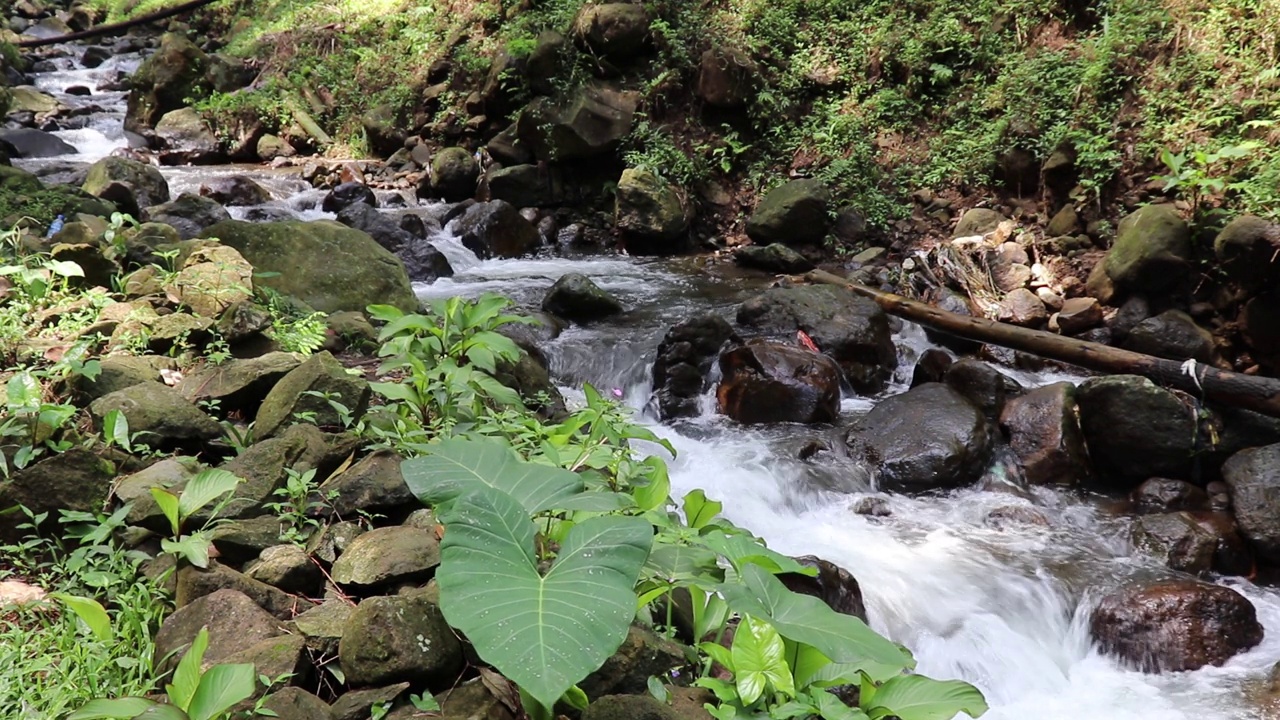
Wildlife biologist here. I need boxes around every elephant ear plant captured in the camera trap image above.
[402,437,989,720]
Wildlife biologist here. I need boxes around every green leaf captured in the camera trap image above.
[698,641,734,673]
[6,371,40,410]
[401,437,586,514]
[560,685,589,711]
[437,485,653,712]
[150,488,181,537]
[178,469,243,520]
[632,458,671,512]
[103,409,131,451]
[813,689,871,720]
[162,535,212,569]
[645,542,723,584]
[67,698,160,719]
[51,593,112,642]
[719,565,912,674]
[133,705,190,720]
[699,529,815,576]
[682,489,722,529]
[865,675,988,720]
[167,627,210,711]
[731,616,794,705]
[186,663,257,720]
[48,259,85,278]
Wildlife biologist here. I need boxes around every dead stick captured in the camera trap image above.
[15,0,222,48]
[803,269,1280,419]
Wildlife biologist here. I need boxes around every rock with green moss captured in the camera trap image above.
[954,208,1007,237]
[517,83,639,161]
[1104,204,1192,294]
[7,86,62,114]
[177,352,300,414]
[0,449,115,543]
[176,562,315,619]
[200,220,418,313]
[246,544,323,596]
[1215,215,1280,292]
[222,633,308,696]
[745,179,830,246]
[153,589,284,675]
[254,351,370,437]
[615,168,689,254]
[212,516,292,565]
[330,684,410,720]
[734,243,815,274]
[0,164,116,225]
[145,192,231,240]
[166,244,253,317]
[262,688,333,720]
[571,3,651,60]
[330,526,441,589]
[73,355,174,401]
[290,600,353,657]
[88,381,222,447]
[338,593,462,687]
[207,424,333,521]
[428,147,479,202]
[125,32,209,132]
[82,156,170,217]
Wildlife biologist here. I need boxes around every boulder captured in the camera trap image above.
[997,288,1048,327]
[1000,382,1090,486]
[82,156,170,217]
[6,86,63,114]
[154,589,284,673]
[155,108,221,163]
[0,449,114,543]
[1104,204,1192,294]
[1131,478,1210,514]
[696,46,757,108]
[291,600,352,657]
[338,593,462,687]
[331,526,441,589]
[953,208,1006,238]
[88,381,221,447]
[910,348,953,387]
[571,3,650,60]
[582,695,678,720]
[453,200,540,259]
[1214,215,1280,292]
[362,103,405,157]
[322,182,377,213]
[306,520,366,565]
[1056,297,1102,335]
[335,202,453,282]
[581,625,687,697]
[145,193,231,240]
[318,450,414,518]
[246,544,323,595]
[1222,444,1280,565]
[745,179,830,246]
[1122,310,1215,363]
[492,353,568,419]
[212,517,291,565]
[166,244,253,317]
[1089,579,1262,672]
[427,147,479,202]
[1131,512,1217,574]
[944,359,1022,421]
[256,134,295,162]
[187,427,335,524]
[486,164,556,208]
[1241,292,1280,371]
[262,688,333,720]
[716,342,841,424]
[125,32,209,132]
[734,243,815,274]
[736,285,896,393]
[777,556,867,621]
[222,633,309,693]
[425,682,517,720]
[330,684,410,720]
[201,220,418,313]
[74,355,171,401]
[207,53,255,93]
[651,314,737,419]
[255,351,371,438]
[200,175,272,206]
[847,383,992,493]
[1184,511,1254,577]
[177,352,300,414]
[517,83,638,161]
[542,273,623,322]
[1076,375,1196,487]
[615,168,689,254]
[0,128,75,158]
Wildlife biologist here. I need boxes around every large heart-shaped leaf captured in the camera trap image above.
[402,437,586,514]
[731,616,794,704]
[186,663,257,720]
[720,565,912,675]
[67,698,160,719]
[437,485,653,711]
[865,675,989,720]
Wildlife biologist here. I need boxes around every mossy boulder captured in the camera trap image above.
[542,272,624,322]
[0,165,117,225]
[177,352,300,415]
[254,351,370,438]
[200,220,417,314]
[145,193,232,240]
[88,381,222,448]
[166,244,253,316]
[153,589,284,674]
[427,147,479,202]
[1076,375,1197,487]
[1214,215,1280,292]
[517,83,639,161]
[572,3,650,60]
[745,179,830,246]
[1104,204,1192,294]
[338,593,462,688]
[453,200,540,259]
[330,526,441,589]
[615,168,689,254]
[0,449,115,543]
[125,32,209,132]
[734,243,815,274]
[262,688,333,720]
[82,156,170,217]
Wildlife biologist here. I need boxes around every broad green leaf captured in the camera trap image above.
[731,616,794,704]
[813,689,871,720]
[67,698,159,719]
[720,565,912,673]
[6,371,40,410]
[104,409,131,451]
[51,593,112,642]
[48,259,85,278]
[632,458,671,512]
[560,685,589,711]
[178,469,243,520]
[162,535,212,569]
[865,675,988,720]
[186,663,257,720]
[699,530,815,576]
[401,437,586,514]
[167,627,210,710]
[150,488,181,537]
[437,485,653,712]
[682,489,722,529]
[365,304,405,323]
[699,641,734,672]
[555,491,633,512]
[134,705,190,720]
[645,542,723,584]
[371,382,420,404]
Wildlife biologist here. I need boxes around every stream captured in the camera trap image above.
[14,38,1280,720]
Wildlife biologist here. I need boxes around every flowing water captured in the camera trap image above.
[17,39,1280,720]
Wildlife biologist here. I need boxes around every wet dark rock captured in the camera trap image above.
[0,449,114,543]
[1089,579,1262,672]
[1214,215,1280,293]
[716,342,841,425]
[454,200,540,259]
[944,359,1022,421]
[1076,375,1196,488]
[1123,310,1215,363]
[847,383,992,493]
[125,32,208,132]
[317,450,414,518]
[155,108,221,164]
[1103,204,1192,295]
[745,179,830,246]
[542,272,623,322]
[88,381,221,448]
[651,314,737,419]
[82,156,170,218]
[1222,443,1280,565]
[322,181,377,213]
[571,3,650,60]
[1241,292,1280,372]
[144,192,231,239]
[487,164,556,208]
[81,46,111,68]
[339,593,462,687]
[200,175,272,206]
[1186,511,1254,577]
[777,556,867,621]
[1057,297,1103,335]
[734,243,814,274]
[425,146,479,202]
[581,625,687,697]
[924,288,982,354]
[1131,512,1217,575]
[999,381,1091,487]
[737,284,896,394]
[335,202,453,282]
[851,496,891,517]
[985,505,1050,530]
[1131,478,1211,514]
[910,348,953,388]
[0,128,75,158]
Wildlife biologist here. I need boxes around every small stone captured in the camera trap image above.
[1036,287,1065,310]
[998,288,1048,327]
[1057,297,1102,334]
[246,545,323,595]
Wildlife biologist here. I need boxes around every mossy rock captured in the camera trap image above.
[1104,204,1192,293]
[82,156,171,217]
[338,593,462,687]
[745,179,830,246]
[124,32,209,132]
[88,380,222,448]
[0,165,117,226]
[0,449,115,543]
[253,351,370,438]
[200,220,417,314]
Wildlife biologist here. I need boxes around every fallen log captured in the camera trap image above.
[803,268,1280,420]
[15,0,221,48]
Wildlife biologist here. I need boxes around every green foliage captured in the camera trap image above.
[1151,139,1268,221]
[0,369,82,477]
[149,469,244,568]
[258,287,328,355]
[264,466,334,544]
